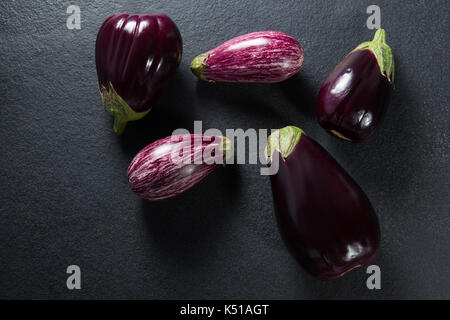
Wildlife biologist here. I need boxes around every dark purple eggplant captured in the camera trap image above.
[316,29,394,142]
[127,134,233,200]
[190,31,303,83]
[265,126,380,280]
[95,13,182,135]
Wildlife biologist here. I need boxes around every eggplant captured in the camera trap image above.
[316,29,394,142]
[95,13,182,135]
[127,134,233,200]
[265,126,380,280]
[190,31,303,83]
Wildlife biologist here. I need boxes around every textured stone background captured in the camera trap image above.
[0,0,448,299]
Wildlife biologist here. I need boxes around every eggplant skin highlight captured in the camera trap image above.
[95,13,182,135]
[316,29,394,142]
[266,126,380,280]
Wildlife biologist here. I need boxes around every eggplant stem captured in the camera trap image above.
[221,136,234,164]
[113,117,128,135]
[99,83,151,135]
[351,29,394,84]
[190,54,209,81]
[265,126,305,161]
[372,29,386,43]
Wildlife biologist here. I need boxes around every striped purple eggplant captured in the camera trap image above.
[190,31,303,83]
[127,134,233,200]
[266,126,380,280]
[316,29,394,142]
[95,13,182,135]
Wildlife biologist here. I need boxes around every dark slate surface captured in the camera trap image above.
[0,0,449,299]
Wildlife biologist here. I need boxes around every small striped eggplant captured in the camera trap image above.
[127,134,233,200]
[316,29,394,142]
[95,14,182,135]
[265,126,380,280]
[190,31,303,83]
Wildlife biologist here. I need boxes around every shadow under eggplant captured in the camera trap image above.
[195,80,289,126]
[117,72,195,158]
[139,163,241,268]
[277,73,317,120]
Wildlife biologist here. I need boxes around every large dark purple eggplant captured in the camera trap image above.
[316,29,394,142]
[95,13,182,135]
[265,126,380,280]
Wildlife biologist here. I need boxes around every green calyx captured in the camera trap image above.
[352,29,395,84]
[190,54,209,81]
[221,136,234,164]
[99,83,151,135]
[264,126,305,162]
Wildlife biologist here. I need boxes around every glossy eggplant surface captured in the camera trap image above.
[95,13,182,134]
[316,29,394,142]
[266,126,380,280]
